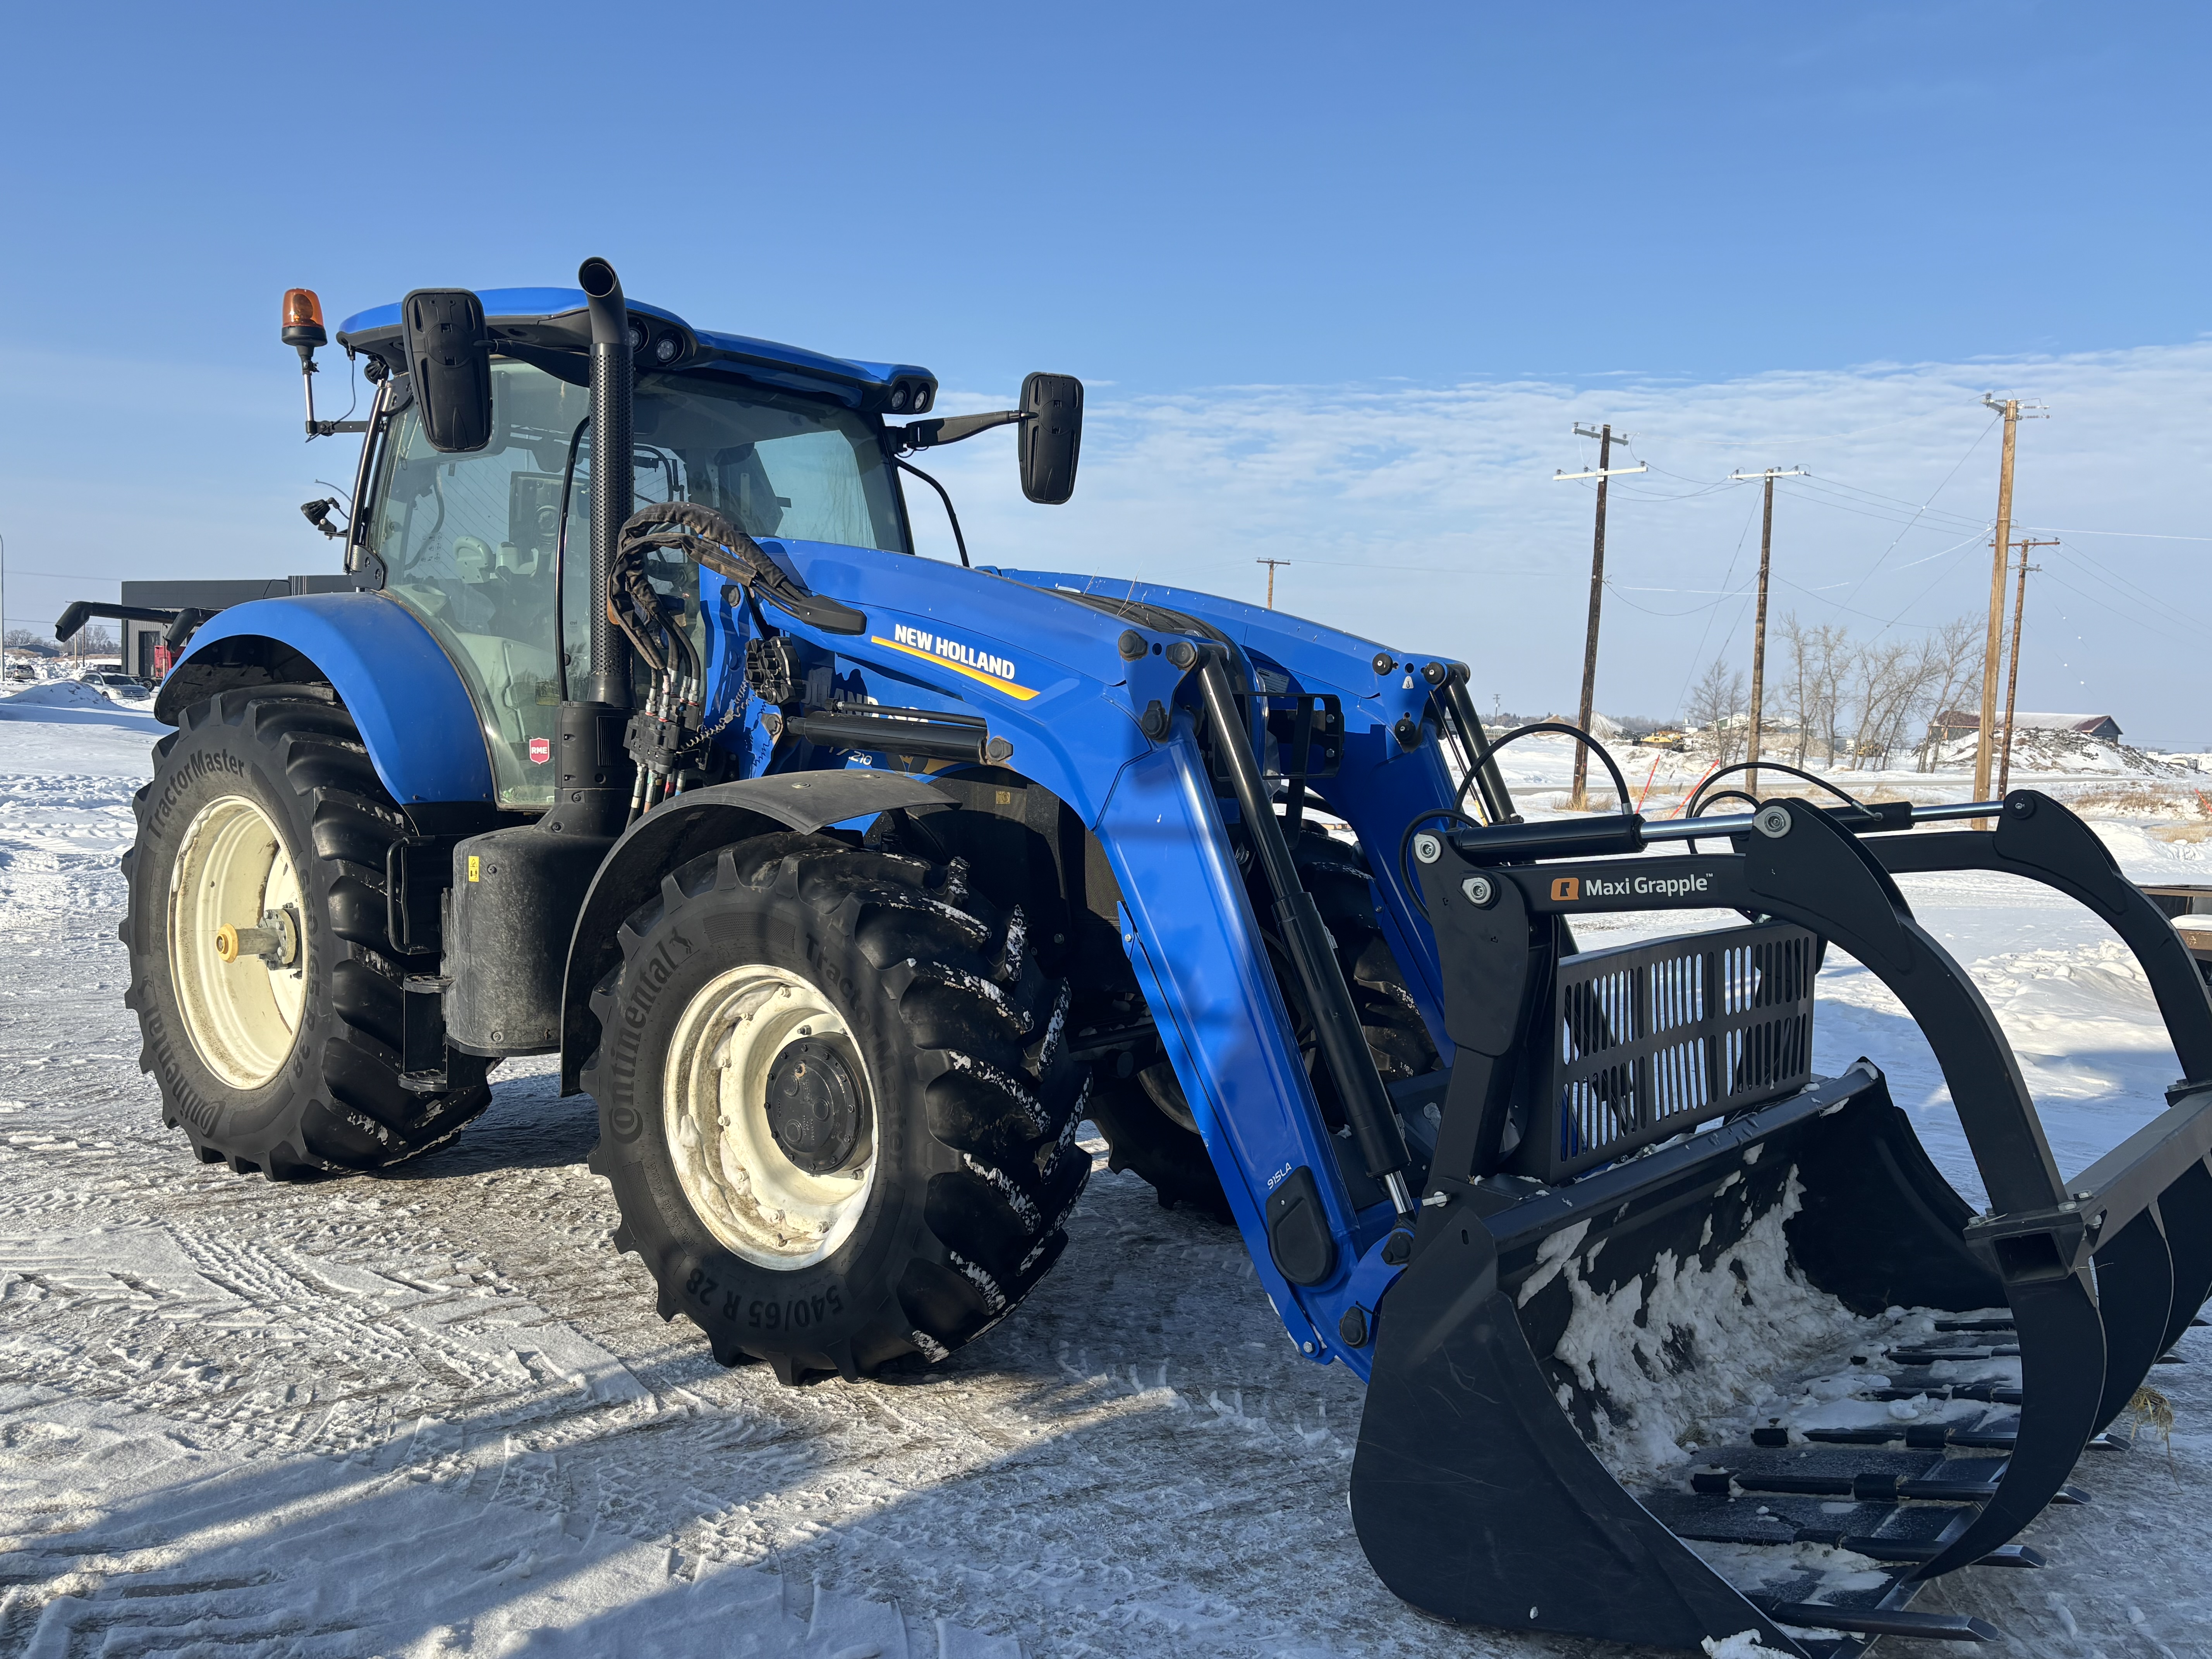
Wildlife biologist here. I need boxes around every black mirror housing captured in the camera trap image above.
[1017,372,1082,504]
[402,289,495,453]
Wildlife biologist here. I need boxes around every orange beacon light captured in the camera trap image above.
[282,288,328,358]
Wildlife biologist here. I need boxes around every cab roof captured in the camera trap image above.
[335,287,936,416]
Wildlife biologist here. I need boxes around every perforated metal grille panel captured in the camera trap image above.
[1542,922,1818,1181]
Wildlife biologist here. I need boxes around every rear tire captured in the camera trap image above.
[123,685,491,1177]
[582,833,1089,1383]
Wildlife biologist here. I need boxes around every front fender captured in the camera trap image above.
[557,769,953,1093]
[157,592,494,806]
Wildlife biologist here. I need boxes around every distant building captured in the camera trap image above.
[1932,709,2122,743]
[118,575,354,682]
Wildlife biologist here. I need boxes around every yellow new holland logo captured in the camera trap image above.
[874,624,1038,701]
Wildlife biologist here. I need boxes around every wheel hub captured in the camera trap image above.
[167,795,309,1090]
[662,965,878,1268]
[764,1037,863,1175]
[213,905,301,969]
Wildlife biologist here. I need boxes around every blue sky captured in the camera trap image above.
[2,3,2205,738]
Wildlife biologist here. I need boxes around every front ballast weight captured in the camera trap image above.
[1352,786,2212,1655]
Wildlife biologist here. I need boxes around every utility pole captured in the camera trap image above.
[1974,395,2046,814]
[1728,467,1806,797]
[1556,425,1647,809]
[1256,558,1290,610]
[1996,538,2057,799]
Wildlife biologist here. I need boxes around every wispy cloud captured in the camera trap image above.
[922,339,2212,743]
[7,337,2203,744]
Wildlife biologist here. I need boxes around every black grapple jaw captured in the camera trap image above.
[1350,790,2212,1654]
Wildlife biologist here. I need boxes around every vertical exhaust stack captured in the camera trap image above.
[579,256,634,711]
[444,258,637,1056]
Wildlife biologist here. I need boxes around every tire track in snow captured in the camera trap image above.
[2,718,2207,1657]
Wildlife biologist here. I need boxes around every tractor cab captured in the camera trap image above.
[330,290,929,807]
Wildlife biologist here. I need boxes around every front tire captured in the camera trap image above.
[124,686,491,1176]
[583,833,1090,1383]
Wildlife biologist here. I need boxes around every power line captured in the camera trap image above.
[1666,487,1765,720]
[2016,524,2212,543]
[2030,564,2203,648]
[1835,412,2002,616]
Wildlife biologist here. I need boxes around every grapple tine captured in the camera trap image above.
[1386,789,2212,1649]
[2089,1206,2176,1434]
[1913,1269,2105,1580]
[2153,1157,2212,1356]
[1352,1197,1808,1655]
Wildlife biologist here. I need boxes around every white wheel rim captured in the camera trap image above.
[663,964,878,1268]
[167,795,308,1089]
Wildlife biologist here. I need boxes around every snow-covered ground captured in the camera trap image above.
[0,714,2204,1658]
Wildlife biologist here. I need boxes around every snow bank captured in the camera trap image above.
[2,680,115,710]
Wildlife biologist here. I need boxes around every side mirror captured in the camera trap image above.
[402,289,495,453]
[1017,373,1082,504]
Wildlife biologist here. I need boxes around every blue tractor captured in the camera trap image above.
[83,259,2212,1654]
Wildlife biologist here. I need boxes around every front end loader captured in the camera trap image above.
[95,257,2208,1653]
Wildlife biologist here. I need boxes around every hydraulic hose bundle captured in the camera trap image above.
[610,500,868,821]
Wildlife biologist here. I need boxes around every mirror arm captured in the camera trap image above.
[892,457,970,569]
[891,408,1028,452]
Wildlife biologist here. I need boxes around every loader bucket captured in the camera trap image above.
[1352,791,2212,1655]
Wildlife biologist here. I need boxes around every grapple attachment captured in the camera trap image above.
[1352,790,2212,1654]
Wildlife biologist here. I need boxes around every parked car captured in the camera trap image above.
[77,670,153,701]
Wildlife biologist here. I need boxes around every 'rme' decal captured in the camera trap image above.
[874,624,1038,700]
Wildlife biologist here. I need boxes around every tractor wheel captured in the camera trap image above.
[1087,1060,1232,1219]
[123,685,491,1177]
[1090,825,1439,1218]
[582,833,1090,1384]
[1288,826,1441,1101]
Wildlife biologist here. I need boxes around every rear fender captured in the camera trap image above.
[156,592,495,807]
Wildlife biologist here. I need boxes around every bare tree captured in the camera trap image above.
[1912,617,1984,771]
[1778,615,1851,766]
[1687,656,1748,766]
[1848,638,1920,768]
[3,628,58,657]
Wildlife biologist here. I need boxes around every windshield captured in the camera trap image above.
[370,360,905,807]
[630,369,905,551]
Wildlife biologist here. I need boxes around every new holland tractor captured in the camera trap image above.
[76,258,2212,1654]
